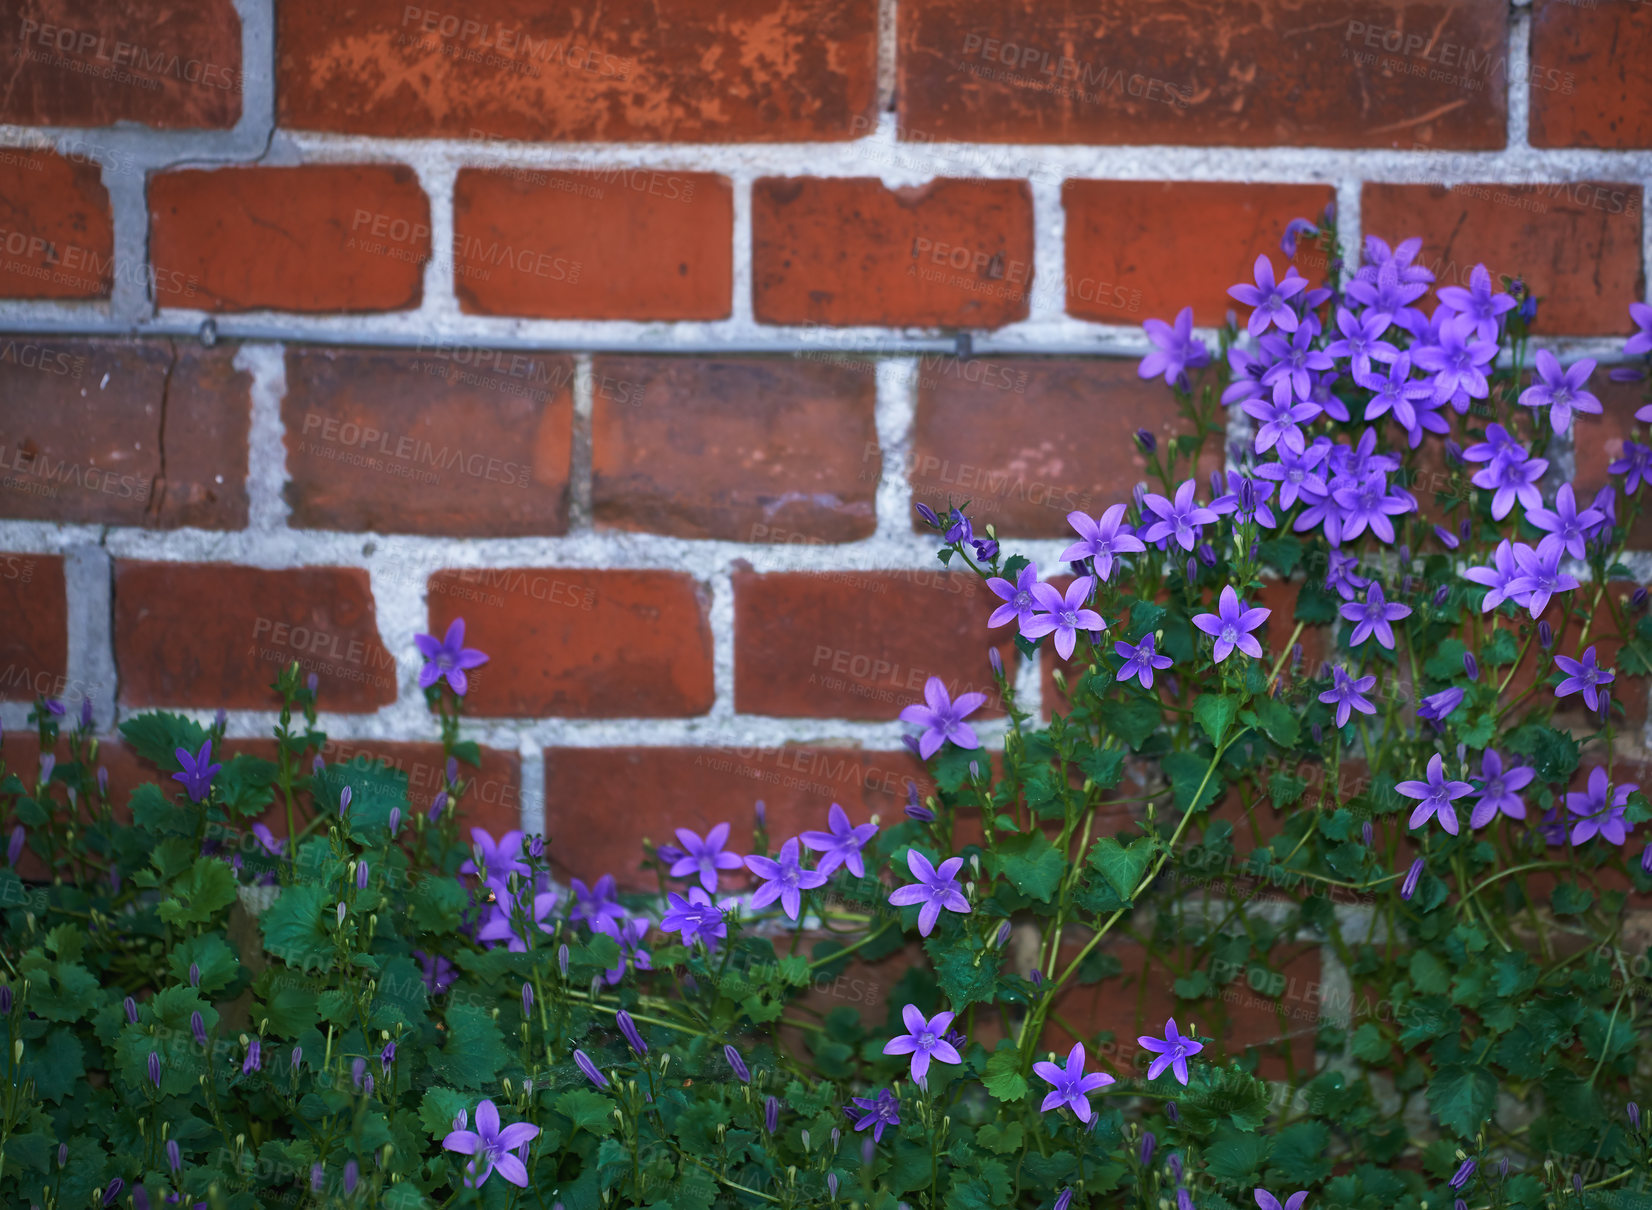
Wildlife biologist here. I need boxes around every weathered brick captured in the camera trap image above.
[282,345,573,536]
[452,169,731,319]
[898,0,1508,148]
[733,570,1012,719]
[1063,182,1337,325]
[0,150,113,299]
[0,0,241,129]
[1529,0,1652,149]
[0,553,66,703]
[277,0,876,142]
[911,358,1224,537]
[590,356,879,542]
[541,746,930,890]
[0,339,249,528]
[115,563,396,711]
[752,177,1035,328]
[427,570,714,718]
[1361,182,1644,335]
[149,165,429,312]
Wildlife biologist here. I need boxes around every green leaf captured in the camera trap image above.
[1087,836,1157,903]
[437,1002,512,1090]
[1077,746,1125,789]
[157,858,238,927]
[1164,750,1224,813]
[130,782,195,836]
[167,933,240,995]
[1350,1022,1390,1063]
[215,753,278,817]
[1246,696,1301,748]
[1408,949,1451,996]
[1205,1123,1271,1186]
[981,1044,1027,1103]
[1267,1120,1332,1185]
[556,1089,616,1137]
[1195,694,1239,745]
[1428,1063,1496,1138]
[1552,882,1593,916]
[988,831,1064,902]
[118,711,210,770]
[1097,697,1162,750]
[976,1121,1024,1155]
[1268,772,1307,809]
[260,882,335,972]
[417,1086,473,1141]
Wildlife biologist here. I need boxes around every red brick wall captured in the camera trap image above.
[0,0,1647,894]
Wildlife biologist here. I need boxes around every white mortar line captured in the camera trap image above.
[569,353,595,530]
[235,343,290,531]
[63,543,116,729]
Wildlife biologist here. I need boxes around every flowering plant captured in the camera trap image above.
[4,220,1652,1209]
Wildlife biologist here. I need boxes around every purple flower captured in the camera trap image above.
[1331,469,1413,543]
[1519,349,1601,435]
[573,1048,609,1090]
[898,677,987,760]
[1397,753,1475,835]
[1610,440,1652,494]
[1508,537,1580,616]
[570,873,626,930]
[723,1044,752,1083]
[1437,263,1516,342]
[888,849,971,936]
[1450,1159,1477,1190]
[849,1087,901,1142]
[172,739,221,804]
[191,1010,207,1047]
[986,562,1043,630]
[414,618,489,696]
[1141,480,1219,552]
[1627,300,1652,357]
[1259,324,1335,404]
[1138,1018,1203,1085]
[1340,583,1412,650]
[148,1050,162,1088]
[1527,484,1606,560]
[1192,585,1270,663]
[1401,857,1425,900]
[1418,686,1465,724]
[660,886,728,949]
[882,1004,963,1085]
[416,950,457,995]
[1228,254,1308,337]
[1254,1191,1309,1210]
[459,828,530,892]
[1463,539,1523,611]
[1138,307,1211,385]
[745,837,829,921]
[1318,666,1377,728]
[800,803,879,878]
[1032,1042,1115,1121]
[1243,394,1322,456]
[1414,312,1498,410]
[443,1098,539,1188]
[1554,646,1615,712]
[616,1009,647,1055]
[1023,576,1106,660]
[476,885,558,953]
[1566,767,1636,847]
[1326,305,1399,379]
[1469,749,1535,828]
[241,1038,262,1074]
[1471,446,1547,521]
[1115,633,1174,690]
[1061,506,1145,580]
[668,822,744,892]
[591,914,651,985]
[944,508,973,545]
[166,1139,181,1173]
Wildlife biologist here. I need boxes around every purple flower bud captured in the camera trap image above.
[213,707,226,730]
[191,1011,206,1047]
[1433,524,1460,550]
[754,799,766,830]
[167,1139,182,1173]
[243,1038,262,1073]
[349,1056,366,1091]
[1538,620,1554,650]
[428,790,448,821]
[529,834,544,858]
[1500,1157,1509,1178]
[453,1109,467,1131]
[344,1159,359,1194]
[1455,1201,1467,1210]
[338,785,353,817]
[915,502,940,527]
[901,733,922,758]
[44,698,63,716]
[1139,1131,1155,1166]
[96,766,108,795]
[387,807,401,837]
[1459,517,1473,541]
[1629,1100,1641,1131]
[1290,642,1303,670]
[521,982,534,1017]
[1641,842,1652,875]
[1401,857,1425,900]
[1574,1175,1585,1195]
[306,673,320,692]
[124,996,138,1025]
[988,647,1003,677]
[356,861,369,891]
[102,1177,124,1205]
[381,1040,396,1075]
[1185,558,1197,584]
[39,753,55,783]
[1362,821,1375,847]
[1432,584,1449,607]
[724,1044,751,1083]
[558,944,570,977]
[446,756,459,783]
[1444,439,1463,465]
[1135,428,1157,454]
[57,1144,67,1168]
[79,697,94,728]
[291,1045,302,1071]
[996,920,1013,947]
[1463,652,1479,681]
[312,755,325,776]
[905,782,935,823]
[1312,723,1323,746]
[574,1048,609,1089]
[1634,586,1649,611]
[827,1173,840,1198]
[862,1136,876,1165]
[0,986,11,1015]
[1450,1159,1476,1188]
[148,1050,162,1087]
[337,901,347,926]
[616,1009,647,1056]
[968,761,979,779]
[1400,574,1414,597]
[1054,1191,1074,1210]
[765,1095,780,1133]
[311,1163,325,1192]
[188,962,200,987]
[1196,543,1216,568]
[1168,1154,1183,1182]
[1030,969,1043,988]
[1178,1191,1194,1210]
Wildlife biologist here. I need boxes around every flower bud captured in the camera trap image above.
[338,785,353,817]
[124,995,138,1025]
[387,807,401,837]
[1401,857,1425,900]
[1538,620,1554,650]
[1463,652,1479,681]
[988,647,1003,678]
[1135,428,1157,454]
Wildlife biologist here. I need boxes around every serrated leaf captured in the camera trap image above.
[1195,694,1239,745]
[981,1044,1027,1103]
[158,858,238,927]
[260,882,335,972]
[988,830,1064,902]
[1088,836,1157,903]
[1097,697,1162,750]
[556,1088,616,1137]
[118,711,210,771]
[1427,1063,1496,1138]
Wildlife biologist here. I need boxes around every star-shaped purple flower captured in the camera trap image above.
[172,739,222,804]
[1463,539,1523,612]
[1436,262,1516,343]
[986,561,1042,630]
[1566,767,1635,846]
[882,1004,963,1086]
[1138,1017,1203,1085]
[848,1087,901,1142]
[1418,686,1465,724]
[476,886,557,953]
[1508,536,1579,616]
[591,914,651,985]
[1256,441,1330,509]
[660,886,728,948]
[1061,505,1145,580]
[1243,394,1322,456]
[1023,576,1106,660]
[1192,585,1270,663]
[799,802,879,878]
[1228,254,1308,336]
[443,1099,539,1188]
[1627,300,1652,357]
[1254,1190,1309,1210]
[1340,583,1412,649]
[459,828,530,892]
[1554,645,1615,712]
[1319,665,1377,728]
[1519,349,1601,435]
[887,849,971,936]
[1468,749,1534,828]
[1138,306,1211,386]
[1033,1042,1115,1121]
[1326,305,1400,380]
[1414,312,1498,409]
[899,677,987,760]
[1397,753,1475,835]
[669,822,745,892]
[745,837,828,921]
[414,618,489,696]
[1527,484,1606,560]
[570,873,627,930]
[1115,633,1174,690]
[1142,480,1220,552]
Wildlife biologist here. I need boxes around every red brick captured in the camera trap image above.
[590,356,879,542]
[114,563,395,712]
[752,177,1035,328]
[541,745,931,890]
[733,570,1013,719]
[1064,182,1336,326]
[1572,374,1652,550]
[149,166,429,313]
[911,358,1224,537]
[1361,182,1644,336]
[0,1,241,129]
[453,169,731,320]
[898,0,1507,148]
[427,570,714,718]
[0,339,249,529]
[0,554,66,703]
[1529,0,1652,149]
[0,150,112,299]
[283,345,573,536]
[277,0,876,142]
